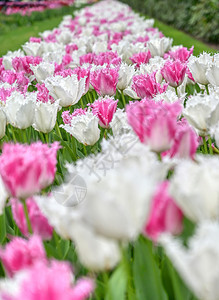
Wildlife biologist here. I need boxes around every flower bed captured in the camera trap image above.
[0,0,218,299]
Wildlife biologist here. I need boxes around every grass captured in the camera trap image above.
[153,19,218,56]
[0,16,65,57]
[0,11,217,57]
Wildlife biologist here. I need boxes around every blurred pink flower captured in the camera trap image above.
[161,60,187,87]
[62,108,87,125]
[164,118,199,159]
[0,142,60,199]
[144,181,183,242]
[65,43,78,54]
[130,51,151,68]
[132,72,168,99]
[29,37,41,43]
[11,197,53,239]
[126,99,182,152]
[0,70,17,84]
[12,56,42,75]
[93,51,121,66]
[80,53,95,65]
[91,97,118,128]
[7,260,94,300]
[90,67,119,96]
[164,46,194,62]
[0,235,46,277]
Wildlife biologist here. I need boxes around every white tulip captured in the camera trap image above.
[36,195,120,271]
[110,108,133,136]
[206,64,219,87]
[32,100,60,133]
[188,53,213,85]
[183,93,219,136]
[4,91,35,129]
[160,221,219,300]
[61,111,100,145]
[0,108,7,139]
[147,37,173,57]
[30,61,55,84]
[45,74,86,107]
[117,63,136,91]
[22,42,43,57]
[169,156,219,223]
[0,175,8,215]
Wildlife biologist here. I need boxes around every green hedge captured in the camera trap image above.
[120,0,219,44]
[0,6,76,35]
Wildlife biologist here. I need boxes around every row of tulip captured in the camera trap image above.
[0,0,218,299]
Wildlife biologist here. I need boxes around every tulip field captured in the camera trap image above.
[0,0,219,299]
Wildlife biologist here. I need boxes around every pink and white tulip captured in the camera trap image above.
[90,67,119,97]
[90,97,118,128]
[0,142,60,199]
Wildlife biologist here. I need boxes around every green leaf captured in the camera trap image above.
[58,239,70,259]
[133,236,168,300]
[161,256,198,300]
[105,264,128,300]
[0,212,6,244]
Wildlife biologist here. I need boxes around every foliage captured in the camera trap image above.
[120,0,219,43]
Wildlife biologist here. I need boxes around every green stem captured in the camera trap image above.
[22,129,28,144]
[55,122,62,140]
[10,126,17,143]
[87,92,93,104]
[174,87,178,97]
[104,128,108,140]
[22,200,33,234]
[205,84,209,95]
[92,90,96,101]
[157,152,162,161]
[80,98,84,109]
[208,135,213,155]
[83,144,87,156]
[202,136,208,154]
[44,133,49,144]
[121,90,126,108]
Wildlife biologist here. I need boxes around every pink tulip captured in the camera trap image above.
[164,118,199,159]
[164,46,194,62]
[80,53,95,65]
[90,67,119,96]
[11,197,53,239]
[0,87,14,103]
[93,51,121,66]
[12,56,42,75]
[161,60,187,87]
[0,142,60,199]
[0,70,17,84]
[91,97,118,128]
[62,108,87,125]
[16,72,29,93]
[35,83,55,103]
[144,181,183,242]
[130,51,151,68]
[55,68,75,77]
[126,99,182,152]
[0,235,46,277]
[65,43,78,54]
[132,72,168,99]
[29,37,41,43]
[5,260,94,300]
